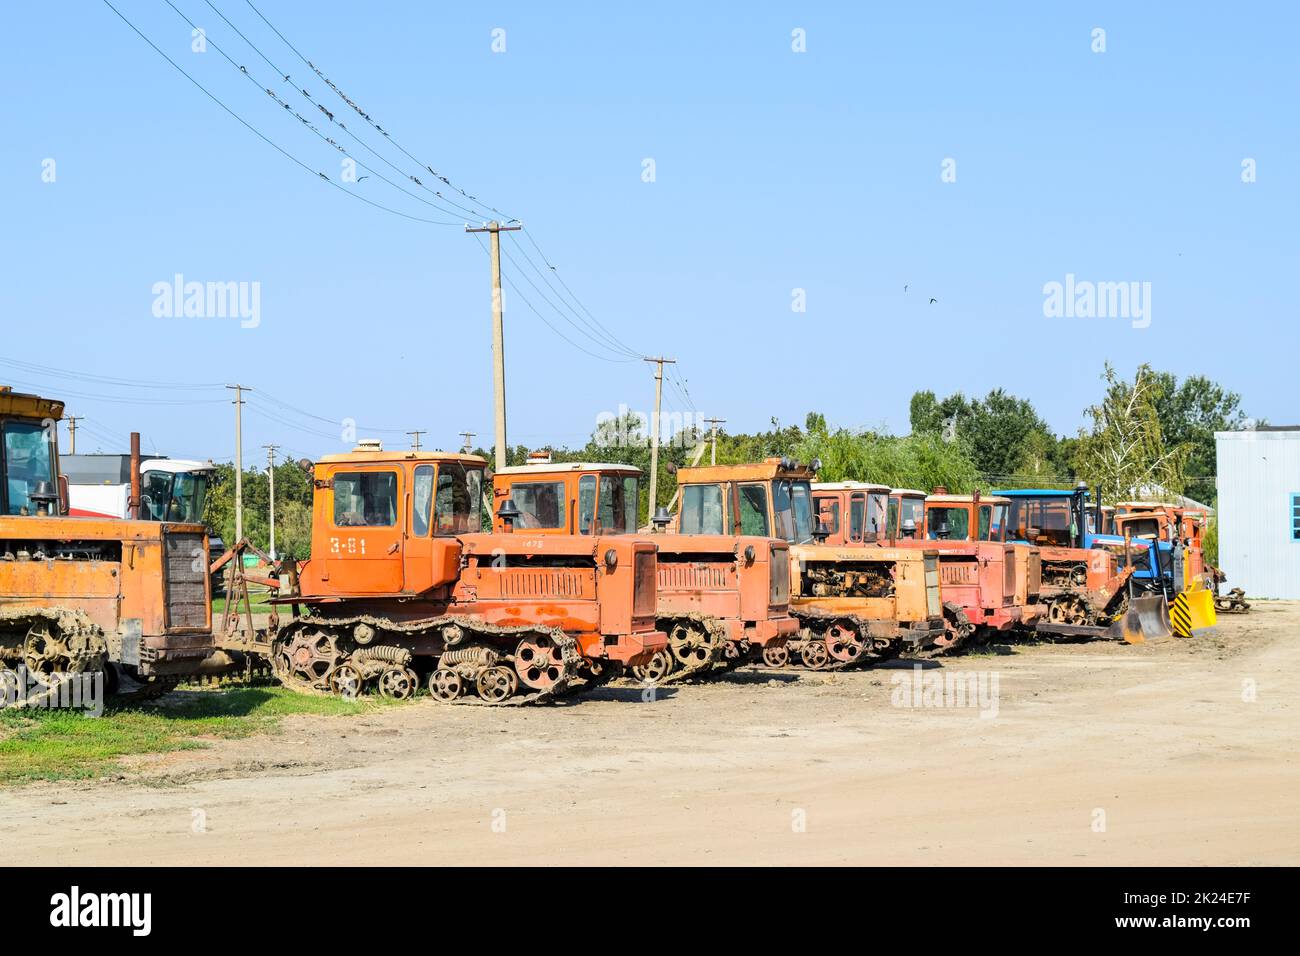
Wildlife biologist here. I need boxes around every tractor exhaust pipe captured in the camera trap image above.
[129,432,142,520]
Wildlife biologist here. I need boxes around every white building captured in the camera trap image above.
[1215,427,1300,599]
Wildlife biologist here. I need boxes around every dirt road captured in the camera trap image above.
[3,603,1297,866]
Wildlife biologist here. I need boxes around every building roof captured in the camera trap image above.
[1216,427,1300,439]
[927,494,1011,505]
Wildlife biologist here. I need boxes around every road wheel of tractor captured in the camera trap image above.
[761,643,790,668]
[328,662,364,699]
[23,621,74,678]
[1048,594,1090,626]
[273,629,343,692]
[377,666,417,700]
[800,639,831,670]
[825,621,865,662]
[476,665,518,703]
[427,668,464,702]
[514,633,565,691]
[668,621,716,668]
[631,650,674,685]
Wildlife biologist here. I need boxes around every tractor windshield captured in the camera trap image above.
[140,470,210,523]
[2,419,57,515]
[928,506,969,540]
[1006,497,1074,546]
[897,496,925,538]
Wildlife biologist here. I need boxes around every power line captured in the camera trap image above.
[164,0,471,223]
[100,0,461,226]
[504,232,639,358]
[242,0,515,223]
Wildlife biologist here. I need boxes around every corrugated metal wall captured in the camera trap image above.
[1216,431,1300,599]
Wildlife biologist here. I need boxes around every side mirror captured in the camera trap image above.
[57,475,70,515]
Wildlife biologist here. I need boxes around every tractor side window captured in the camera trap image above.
[435,465,482,535]
[578,475,596,533]
[990,503,1008,541]
[791,481,813,544]
[887,497,899,538]
[680,483,724,534]
[866,493,886,540]
[848,494,864,541]
[621,476,638,533]
[978,505,992,540]
[816,497,840,535]
[334,471,398,527]
[411,465,434,536]
[737,483,769,536]
[511,480,567,530]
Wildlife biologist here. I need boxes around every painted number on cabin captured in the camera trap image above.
[330,537,367,556]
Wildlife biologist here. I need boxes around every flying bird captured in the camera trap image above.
[929,297,938,305]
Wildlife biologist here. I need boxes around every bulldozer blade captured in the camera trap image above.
[1170,588,1217,639]
[1107,595,1173,644]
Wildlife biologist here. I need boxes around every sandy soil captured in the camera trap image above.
[2,603,1296,866]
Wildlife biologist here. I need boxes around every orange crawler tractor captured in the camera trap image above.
[242,444,666,703]
[491,457,798,683]
[0,386,213,701]
[889,490,1042,645]
[674,459,944,670]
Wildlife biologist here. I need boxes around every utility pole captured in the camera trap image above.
[406,430,426,451]
[459,431,476,454]
[263,443,279,560]
[703,417,726,465]
[466,220,522,471]
[226,384,250,542]
[65,416,81,454]
[643,356,676,524]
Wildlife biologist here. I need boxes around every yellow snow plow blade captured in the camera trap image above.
[1108,595,1173,644]
[1170,587,1217,638]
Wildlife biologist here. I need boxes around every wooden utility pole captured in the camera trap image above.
[65,416,81,454]
[704,416,726,465]
[643,356,676,524]
[226,384,250,542]
[406,430,426,451]
[459,431,476,454]
[466,220,522,470]
[263,443,279,560]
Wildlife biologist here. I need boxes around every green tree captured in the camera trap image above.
[1150,372,1249,504]
[1075,363,1189,502]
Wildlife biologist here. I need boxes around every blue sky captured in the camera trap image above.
[2,1,1295,464]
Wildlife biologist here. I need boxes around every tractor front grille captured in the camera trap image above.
[163,531,209,630]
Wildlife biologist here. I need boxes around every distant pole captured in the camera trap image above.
[65,416,81,455]
[643,356,677,524]
[263,444,279,560]
[704,416,726,466]
[406,430,426,451]
[227,384,250,541]
[466,220,522,471]
[459,431,476,454]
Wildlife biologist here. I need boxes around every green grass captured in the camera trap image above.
[0,687,383,786]
[211,590,275,614]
